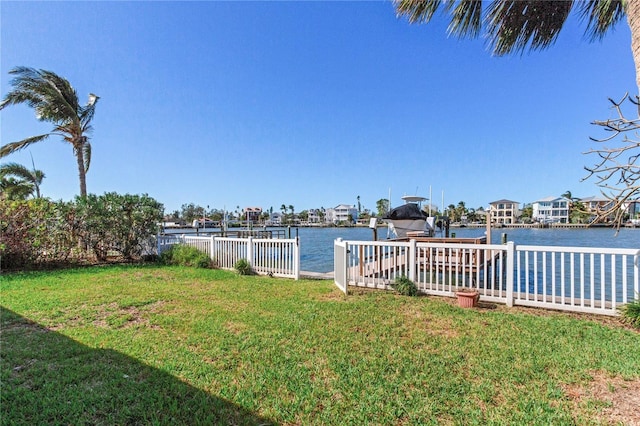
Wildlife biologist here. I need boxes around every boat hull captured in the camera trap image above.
[387,219,428,238]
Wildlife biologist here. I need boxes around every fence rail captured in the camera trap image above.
[158,234,300,280]
[334,239,640,316]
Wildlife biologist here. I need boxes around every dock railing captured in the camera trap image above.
[158,234,300,280]
[334,238,640,316]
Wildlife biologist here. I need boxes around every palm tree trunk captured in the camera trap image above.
[75,148,87,198]
[626,0,640,93]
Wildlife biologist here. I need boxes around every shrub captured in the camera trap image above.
[0,193,163,270]
[75,193,163,261]
[160,244,211,268]
[619,295,640,329]
[391,276,418,296]
[234,258,253,275]
[0,199,81,270]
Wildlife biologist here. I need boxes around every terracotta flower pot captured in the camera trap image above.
[456,290,480,308]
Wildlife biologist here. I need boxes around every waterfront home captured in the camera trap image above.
[488,199,520,225]
[243,206,262,222]
[267,212,283,226]
[326,204,358,224]
[532,196,570,224]
[580,196,615,221]
[307,208,323,224]
[626,200,640,220]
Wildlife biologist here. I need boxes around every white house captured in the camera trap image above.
[325,204,358,224]
[488,199,520,225]
[268,212,283,226]
[532,196,570,224]
[307,208,323,223]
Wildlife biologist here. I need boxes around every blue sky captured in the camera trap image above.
[1,1,636,214]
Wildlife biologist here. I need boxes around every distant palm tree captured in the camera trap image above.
[0,161,45,199]
[0,176,33,200]
[0,67,99,197]
[394,1,639,90]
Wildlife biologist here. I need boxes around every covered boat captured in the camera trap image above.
[384,196,434,238]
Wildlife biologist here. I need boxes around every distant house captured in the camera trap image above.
[625,200,640,220]
[488,199,520,225]
[243,207,262,222]
[580,196,612,212]
[580,196,615,221]
[268,212,283,226]
[307,208,323,223]
[326,204,358,224]
[532,196,570,224]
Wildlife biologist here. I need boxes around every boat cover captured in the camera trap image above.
[384,203,427,220]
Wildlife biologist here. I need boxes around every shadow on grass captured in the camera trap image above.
[1,306,273,425]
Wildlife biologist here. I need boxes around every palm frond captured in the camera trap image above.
[0,134,50,158]
[578,0,625,41]
[395,0,444,24]
[446,0,483,38]
[80,94,99,130]
[83,142,91,173]
[0,161,45,197]
[0,162,35,180]
[0,176,34,200]
[486,0,573,55]
[3,67,79,124]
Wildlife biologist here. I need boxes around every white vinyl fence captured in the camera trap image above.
[158,235,300,279]
[334,239,640,316]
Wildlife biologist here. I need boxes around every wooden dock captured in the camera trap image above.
[348,237,503,285]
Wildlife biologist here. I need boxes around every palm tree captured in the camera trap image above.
[394,1,640,91]
[0,161,45,199]
[287,205,294,224]
[0,176,33,200]
[0,67,99,197]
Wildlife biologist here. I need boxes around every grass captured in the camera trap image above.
[2,265,639,425]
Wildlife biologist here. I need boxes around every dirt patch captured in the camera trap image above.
[92,301,165,329]
[223,321,248,335]
[563,371,640,425]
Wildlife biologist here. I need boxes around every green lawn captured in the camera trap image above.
[2,265,639,425]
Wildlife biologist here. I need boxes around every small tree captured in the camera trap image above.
[76,193,163,260]
[584,94,640,228]
[376,199,389,217]
[0,162,45,199]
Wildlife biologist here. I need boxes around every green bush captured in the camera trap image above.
[391,276,418,296]
[0,198,81,270]
[619,295,640,329]
[75,193,163,261]
[1,193,163,270]
[160,244,211,268]
[234,258,253,275]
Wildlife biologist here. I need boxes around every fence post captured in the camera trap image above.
[506,241,515,307]
[210,235,215,262]
[247,237,254,267]
[409,239,417,282]
[294,236,300,280]
[634,250,640,300]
